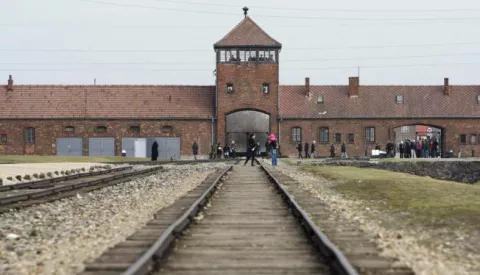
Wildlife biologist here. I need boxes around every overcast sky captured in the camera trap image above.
[2,0,480,85]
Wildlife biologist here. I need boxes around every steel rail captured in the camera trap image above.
[258,161,360,275]
[121,162,237,275]
[0,166,162,207]
[0,166,132,192]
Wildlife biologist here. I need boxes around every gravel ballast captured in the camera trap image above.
[266,159,478,275]
[0,162,229,275]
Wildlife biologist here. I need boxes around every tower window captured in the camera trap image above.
[226,83,234,94]
[262,83,270,94]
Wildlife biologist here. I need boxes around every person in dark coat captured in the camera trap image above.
[399,141,405,158]
[244,133,257,166]
[151,141,159,161]
[310,141,316,159]
[265,140,271,159]
[330,144,335,157]
[341,142,347,158]
[297,142,303,159]
[192,142,198,160]
[304,142,309,158]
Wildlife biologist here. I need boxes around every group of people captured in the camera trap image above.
[296,141,348,158]
[378,137,440,158]
[244,132,278,168]
[213,141,237,159]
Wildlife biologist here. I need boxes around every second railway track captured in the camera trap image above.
[80,160,415,275]
[0,165,161,213]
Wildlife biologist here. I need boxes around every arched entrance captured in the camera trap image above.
[226,110,270,156]
[393,124,445,157]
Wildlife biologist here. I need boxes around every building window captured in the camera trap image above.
[317,94,324,103]
[0,134,7,144]
[65,126,75,133]
[235,49,277,63]
[95,126,107,133]
[262,83,269,94]
[226,83,234,94]
[477,95,480,104]
[25,127,35,144]
[347,133,355,144]
[401,126,409,133]
[334,133,341,144]
[471,134,477,145]
[396,95,404,104]
[460,134,467,144]
[130,126,140,134]
[319,127,329,143]
[292,127,302,144]
[365,127,375,142]
[161,126,173,134]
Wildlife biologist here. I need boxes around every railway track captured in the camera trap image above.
[80,160,366,275]
[0,165,161,213]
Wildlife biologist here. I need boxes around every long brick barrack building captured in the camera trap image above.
[1,13,479,159]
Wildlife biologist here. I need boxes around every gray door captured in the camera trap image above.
[147,138,181,160]
[121,138,136,157]
[89,138,115,156]
[56,138,83,156]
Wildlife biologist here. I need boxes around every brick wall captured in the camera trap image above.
[279,118,480,157]
[216,62,279,145]
[0,119,213,156]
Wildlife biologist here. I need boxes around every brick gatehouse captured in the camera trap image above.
[1,14,479,158]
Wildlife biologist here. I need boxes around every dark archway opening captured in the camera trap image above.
[226,110,270,157]
[392,124,445,158]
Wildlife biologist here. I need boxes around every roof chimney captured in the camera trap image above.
[305,77,310,98]
[243,7,249,18]
[348,76,359,97]
[444,77,450,96]
[7,75,13,91]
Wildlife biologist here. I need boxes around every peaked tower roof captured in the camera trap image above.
[214,16,282,49]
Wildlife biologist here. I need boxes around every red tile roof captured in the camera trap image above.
[214,16,281,48]
[0,85,215,119]
[279,85,480,118]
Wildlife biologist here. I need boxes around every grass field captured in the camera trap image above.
[0,156,150,164]
[302,166,480,230]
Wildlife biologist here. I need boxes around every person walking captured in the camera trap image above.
[310,141,316,159]
[268,133,278,168]
[399,141,405,159]
[216,143,223,159]
[304,142,310,159]
[297,142,303,159]
[265,140,271,159]
[341,142,347,158]
[244,133,257,166]
[192,142,198,160]
[151,141,159,161]
[330,144,336,157]
[230,140,236,158]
